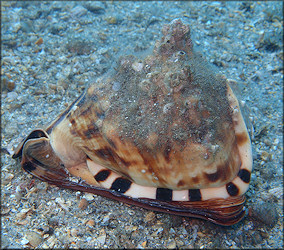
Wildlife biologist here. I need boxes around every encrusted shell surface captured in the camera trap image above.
[13,19,253,225]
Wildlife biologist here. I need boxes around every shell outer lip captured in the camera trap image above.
[63,180,246,226]
[17,159,245,226]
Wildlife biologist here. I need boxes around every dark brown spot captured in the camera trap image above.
[94,170,111,182]
[110,177,132,193]
[192,176,200,183]
[177,180,185,187]
[236,132,248,146]
[70,129,77,136]
[119,157,131,168]
[201,110,210,118]
[164,143,171,163]
[205,167,223,182]
[94,148,117,164]
[138,149,156,179]
[238,169,251,183]
[84,124,100,139]
[206,170,220,182]
[70,119,76,125]
[106,138,117,150]
[80,105,92,117]
[226,182,239,196]
[188,189,201,201]
[205,162,231,183]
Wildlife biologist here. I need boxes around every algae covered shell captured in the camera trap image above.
[13,19,253,226]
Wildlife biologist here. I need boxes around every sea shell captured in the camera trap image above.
[13,19,253,226]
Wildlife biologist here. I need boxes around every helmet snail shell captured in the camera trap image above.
[13,19,252,226]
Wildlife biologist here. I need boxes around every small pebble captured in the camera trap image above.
[84,193,95,201]
[106,16,117,24]
[97,235,106,245]
[70,5,87,17]
[260,151,270,161]
[132,61,144,72]
[141,240,147,248]
[83,2,105,14]
[6,92,18,102]
[1,206,10,215]
[86,219,95,227]
[251,231,263,245]
[6,80,16,91]
[71,228,78,237]
[145,211,156,223]
[48,216,60,227]
[2,172,14,185]
[21,238,30,245]
[112,81,121,91]
[35,37,43,45]
[78,198,89,210]
[167,240,177,249]
[16,208,32,220]
[101,214,110,226]
[249,201,279,227]
[25,231,43,248]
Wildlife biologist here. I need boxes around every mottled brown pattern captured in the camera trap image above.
[94,148,117,163]
[177,180,185,187]
[84,124,100,139]
[118,157,132,168]
[105,138,118,150]
[82,105,93,116]
[192,176,200,184]
[205,161,230,182]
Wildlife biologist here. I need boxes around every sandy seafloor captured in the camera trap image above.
[1,1,283,249]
